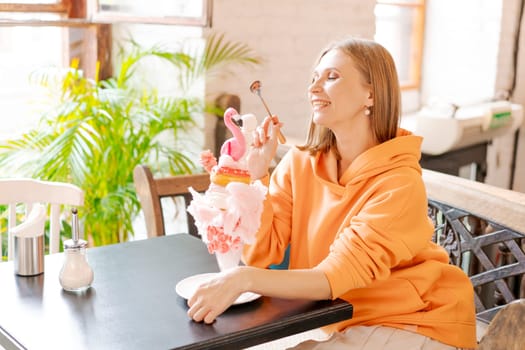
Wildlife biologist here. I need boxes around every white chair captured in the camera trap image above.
[0,178,84,261]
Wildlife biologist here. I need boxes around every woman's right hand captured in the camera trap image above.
[187,268,244,324]
[246,115,282,180]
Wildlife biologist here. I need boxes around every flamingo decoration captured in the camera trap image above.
[220,107,246,161]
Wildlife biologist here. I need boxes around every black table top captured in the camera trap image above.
[0,234,353,350]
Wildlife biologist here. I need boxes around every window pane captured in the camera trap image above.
[377,0,423,4]
[98,0,205,19]
[375,4,419,84]
[0,25,64,141]
[422,0,502,105]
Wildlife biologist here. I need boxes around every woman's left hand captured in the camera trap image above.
[187,269,244,324]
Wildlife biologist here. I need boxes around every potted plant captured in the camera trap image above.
[0,33,261,250]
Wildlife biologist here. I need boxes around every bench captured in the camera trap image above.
[423,169,525,348]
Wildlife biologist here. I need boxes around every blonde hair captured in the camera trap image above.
[298,37,401,157]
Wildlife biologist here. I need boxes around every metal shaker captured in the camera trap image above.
[14,234,44,276]
[12,204,46,276]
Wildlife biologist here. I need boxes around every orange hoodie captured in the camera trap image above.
[244,129,477,348]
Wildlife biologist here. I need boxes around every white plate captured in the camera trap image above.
[175,272,261,305]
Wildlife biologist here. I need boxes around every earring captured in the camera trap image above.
[364,106,371,116]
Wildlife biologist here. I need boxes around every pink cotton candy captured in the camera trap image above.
[187,188,223,235]
[225,181,267,244]
[187,181,267,250]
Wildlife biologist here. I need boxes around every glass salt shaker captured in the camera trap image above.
[59,208,94,292]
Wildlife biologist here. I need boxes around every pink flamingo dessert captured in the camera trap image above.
[187,107,267,265]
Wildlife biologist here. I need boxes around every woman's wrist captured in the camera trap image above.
[234,266,255,293]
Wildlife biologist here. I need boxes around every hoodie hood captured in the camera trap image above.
[312,128,423,194]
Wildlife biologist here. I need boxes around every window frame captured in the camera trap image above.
[0,1,68,14]
[0,0,211,80]
[92,0,212,27]
[0,0,212,26]
[375,0,425,90]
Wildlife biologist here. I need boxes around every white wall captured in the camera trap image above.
[204,0,376,150]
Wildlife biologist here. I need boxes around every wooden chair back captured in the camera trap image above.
[0,178,84,260]
[133,165,210,238]
[423,169,525,323]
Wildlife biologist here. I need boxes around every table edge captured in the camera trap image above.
[174,299,353,350]
[0,325,24,350]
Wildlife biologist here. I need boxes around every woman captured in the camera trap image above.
[187,37,477,349]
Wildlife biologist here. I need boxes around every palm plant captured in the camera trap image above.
[0,33,260,249]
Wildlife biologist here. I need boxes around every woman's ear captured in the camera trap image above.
[366,90,374,107]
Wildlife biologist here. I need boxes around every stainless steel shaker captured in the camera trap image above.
[12,203,46,276]
[14,234,44,276]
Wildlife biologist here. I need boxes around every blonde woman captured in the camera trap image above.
[187,37,477,350]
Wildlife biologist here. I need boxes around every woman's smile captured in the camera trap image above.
[311,98,331,112]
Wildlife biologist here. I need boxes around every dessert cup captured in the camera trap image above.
[215,246,243,271]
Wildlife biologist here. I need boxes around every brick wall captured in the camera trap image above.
[204,0,525,192]
[204,0,376,150]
